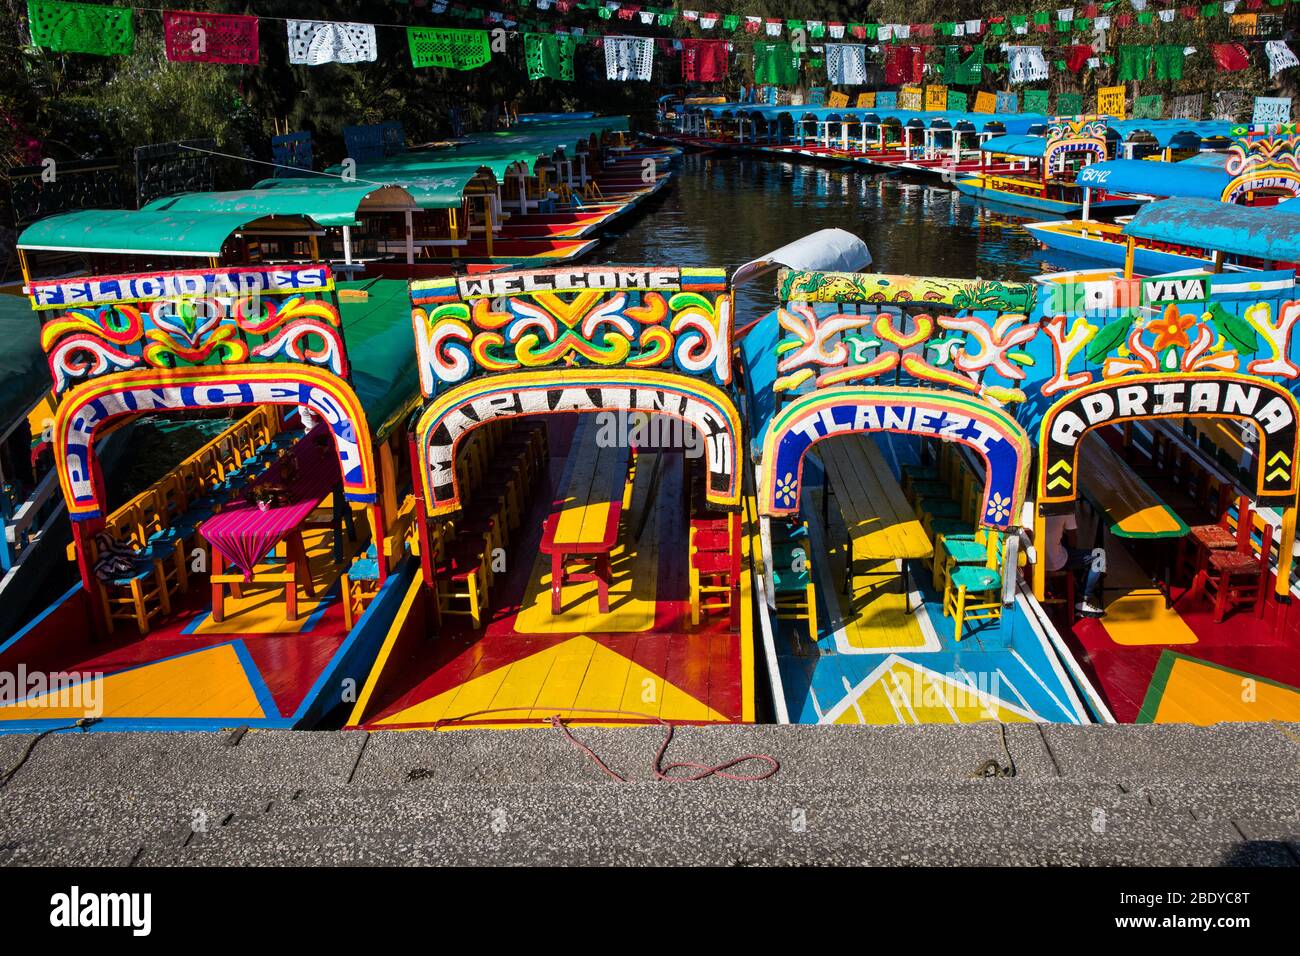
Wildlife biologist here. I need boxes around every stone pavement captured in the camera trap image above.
[0,722,1297,866]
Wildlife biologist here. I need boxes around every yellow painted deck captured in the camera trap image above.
[0,643,265,722]
[1147,655,1300,723]
[819,435,933,561]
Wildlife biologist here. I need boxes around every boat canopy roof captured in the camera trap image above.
[337,277,421,438]
[1177,151,1230,168]
[731,228,872,288]
[145,183,418,228]
[1109,119,1235,146]
[1076,158,1230,199]
[0,293,47,424]
[258,164,486,211]
[17,208,320,257]
[1121,197,1300,263]
[980,134,1045,157]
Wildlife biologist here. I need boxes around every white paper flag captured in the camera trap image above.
[879,24,894,41]
[700,14,718,29]
[765,20,782,37]
[1095,15,1110,29]
[828,23,845,39]
[1005,45,1049,83]
[1158,9,1175,22]
[1223,0,1238,11]
[287,20,377,65]
[639,11,654,24]
[1130,0,1147,10]
[605,35,654,80]
[825,43,868,85]
[966,20,982,34]
[1057,8,1074,21]
[1266,40,1300,77]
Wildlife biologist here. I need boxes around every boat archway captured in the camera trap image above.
[758,387,1032,531]
[54,363,377,521]
[1036,373,1300,513]
[415,368,742,518]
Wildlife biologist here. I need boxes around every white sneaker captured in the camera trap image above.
[1075,600,1104,616]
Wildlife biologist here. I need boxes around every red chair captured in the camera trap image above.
[1177,490,1242,599]
[1200,511,1273,623]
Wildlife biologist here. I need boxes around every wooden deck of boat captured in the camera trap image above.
[354,417,752,730]
[1055,427,1300,724]
[0,521,362,728]
[774,434,1090,727]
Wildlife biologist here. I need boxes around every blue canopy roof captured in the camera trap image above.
[1110,119,1235,147]
[1121,197,1300,262]
[1076,158,1230,199]
[980,134,1045,157]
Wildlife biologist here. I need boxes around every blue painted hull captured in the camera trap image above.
[1024,222,1215,275]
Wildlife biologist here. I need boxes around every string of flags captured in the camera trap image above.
[18,0,1300,85]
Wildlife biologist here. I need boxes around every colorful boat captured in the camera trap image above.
[1025,126,1300,269]
[955,116,1137,216]
[345,263,758,729]
[1025,198,1300,275]
[745,269,1103,725]
[0,265,422,731]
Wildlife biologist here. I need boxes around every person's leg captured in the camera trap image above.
[1062,547,1105,613]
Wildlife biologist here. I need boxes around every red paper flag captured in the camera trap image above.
[1211,42,1250,72]
[681,38,728,81]
[163,10,259,65]
[1066,44,1093,73]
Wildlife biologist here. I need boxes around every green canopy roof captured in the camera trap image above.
[285,163,487,211]
[0,292,48,424]
[338,278,421,439]
[145,183,417,228]
[17,208,317,257]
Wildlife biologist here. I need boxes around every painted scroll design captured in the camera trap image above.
[1221,125,1300,203]
[409,267,733,393]
[34,266,346,396]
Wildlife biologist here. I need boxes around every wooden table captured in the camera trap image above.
[1079,433,1189,607]
[539,440,630,615]
[200,428,335,623]
[819,435,932,602]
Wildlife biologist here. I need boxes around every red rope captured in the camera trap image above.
[432,708,780,782]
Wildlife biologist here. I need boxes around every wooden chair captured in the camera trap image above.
[772,521,818,643]
[688,514,740,629]
[342,501,415,629]
[92,531,172,635]
[941,531,1003,641]
[1200,511,1273,623]
[1177,489,1241,598]
[435,545,489,629]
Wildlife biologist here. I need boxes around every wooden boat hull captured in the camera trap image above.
[955,176,1138,216]
[1023,219,1218,275]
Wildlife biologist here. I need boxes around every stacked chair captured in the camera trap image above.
[432,419,549,629]
[770,520,818,644]
[903,441,1007,641]
[1179,494,1274,622]
[686,460,742,630]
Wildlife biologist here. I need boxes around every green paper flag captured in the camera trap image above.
[947,90,968,111]
[408,27,491,70]
[657,12,674,26]
[723,15,739,31]
[26,0,135,56]
[1134,95,1163,119]
[1074,17,1091,31]
[1137,11,1153,24]
[524,32,575,81]
[1154,44,1183,81]
[1201,3,1221,15]
[597,7,611,18]
[1023,89,1050,113]
[1057,92,1083,113]
[754,41,799,85]
[1117,44,1152,81]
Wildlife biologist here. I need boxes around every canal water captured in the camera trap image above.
[592,152,1055,320]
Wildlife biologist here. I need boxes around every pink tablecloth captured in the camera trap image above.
[200,427,340,579]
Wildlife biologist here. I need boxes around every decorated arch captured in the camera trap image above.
[1220,125,1300,204]
[407,265,741,519]
[415,368,741,518]
[28,264,378,520]
[759,387,1032,531]
[1043,115,1109,171]
[1038,372,1300,512]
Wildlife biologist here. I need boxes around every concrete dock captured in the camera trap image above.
[0,722,1297,866]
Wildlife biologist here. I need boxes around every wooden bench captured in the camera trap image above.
[819,435,932,598]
